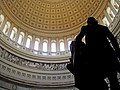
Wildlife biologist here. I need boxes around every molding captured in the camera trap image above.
[0,58,74,88]
[0,31,71,63]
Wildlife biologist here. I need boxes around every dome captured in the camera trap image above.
[1,0,108,37]
[0,0,120,89]
[1,0,117,56]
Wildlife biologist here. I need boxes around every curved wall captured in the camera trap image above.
[0,0,120,90]
[0,0,119,56]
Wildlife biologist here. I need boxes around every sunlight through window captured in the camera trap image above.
[43,41,48,52]
[26,35,32,48]
[60,41,65,51]
[51,42,56,52]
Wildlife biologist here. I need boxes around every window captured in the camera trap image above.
[68,40,72,50]
[0,14,4,27]
[3,21,10,35]
[107,7,115,19]
[60,41,65,51]
[26,35,32,48]
[34,38,40,51]
[111,0,119,11]
[17,32,24,44]
[10,27,17,40]
[51,41,56,52]
[102,17,110,26]
[43,40,48,52]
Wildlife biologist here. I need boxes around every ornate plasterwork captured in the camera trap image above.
[0,0,109,37]
[45,0,65,3]
[0,46,68,71]
[0,79,77,90]
[0,31,71,63]
[0,59,74,88]
[0,45,74,88]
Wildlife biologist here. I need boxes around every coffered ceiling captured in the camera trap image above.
[0,0,108,37]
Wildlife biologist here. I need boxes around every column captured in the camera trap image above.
[104,10,112,24]
[64,37,68,51]
[0,16,7,31]
[30,35,35,50]
[98,17,104,25]
[7,23,14,37]
[22,32,28,47]
[56,38,60,53]
[38,37,43,54]
[39,37,43,53]
[14,28,21,42]
[48,38,51,54]
[108,2,117,15]
[115,0,120,6]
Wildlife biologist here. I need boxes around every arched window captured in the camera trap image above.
[111,0,119,11]
[107,7,115,20]
[26,35,32,48]
[17,32,24,44]
[68,40,72,50]
[10,27,17,40]
[60,40,65,51]
[102,17,110,26]
[3,21,10,35]
[34,38,40,51]
[0,14,4,27]
[51,41,56,52]
[43,40,48,52]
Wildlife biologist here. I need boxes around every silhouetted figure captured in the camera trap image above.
[67,41,75,75]
[67,17,120,90]
[67,40,87,89]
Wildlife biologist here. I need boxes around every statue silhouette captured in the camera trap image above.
[67,17,120,90]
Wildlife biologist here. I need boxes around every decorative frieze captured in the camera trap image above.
[0,61,74,87]
[0,79,77,90]
[0,46,68,71]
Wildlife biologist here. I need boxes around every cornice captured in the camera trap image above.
[0,58,74,88]
[109,9,120,36]
[0,33,70,63]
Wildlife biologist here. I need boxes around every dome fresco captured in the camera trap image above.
[0,0,108,37]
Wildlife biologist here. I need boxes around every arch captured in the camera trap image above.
[67,38,72,50]
[0,14,4,27]
[51,40,56,52]
[59,39,65,51]
[26,35,32,48]
[106,7,115,20]
[43,39,48,52]
[102,17,110,26]
[34,38,40,50]
[3,21,10,35]
[111,0,119,11]
[17,32,24,45]
[10,27,17,40]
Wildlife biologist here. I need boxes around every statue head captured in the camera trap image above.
[87,17,98,25]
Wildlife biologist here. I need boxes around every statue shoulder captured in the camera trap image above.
[98,24,108,29]
[81,26,87,30]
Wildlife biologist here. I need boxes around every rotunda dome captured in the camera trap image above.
[0,0,120,89]
[1,0,108,37]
